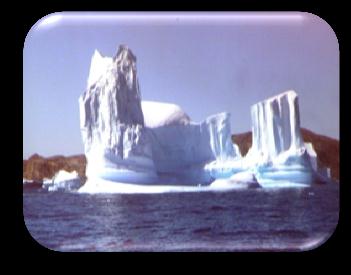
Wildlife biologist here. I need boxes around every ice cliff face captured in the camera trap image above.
[244,91,313,184]
[249,90,303,160]
[206,113,238,161]
[79,45,155,179]
[147,112,239,180]
[304,142,317,171]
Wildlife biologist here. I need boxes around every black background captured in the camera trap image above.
[8,0,349,270]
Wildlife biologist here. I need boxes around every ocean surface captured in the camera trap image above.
[23,183,339,251]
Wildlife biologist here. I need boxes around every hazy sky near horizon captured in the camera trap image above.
[23,12,339,159]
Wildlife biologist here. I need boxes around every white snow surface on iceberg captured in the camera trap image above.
[141,101,191,128]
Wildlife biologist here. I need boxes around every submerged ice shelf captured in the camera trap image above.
[78,45,326,193]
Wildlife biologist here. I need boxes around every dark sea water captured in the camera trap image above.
[23,184,339,251]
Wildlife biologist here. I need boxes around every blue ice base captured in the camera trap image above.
[86,155,315,188]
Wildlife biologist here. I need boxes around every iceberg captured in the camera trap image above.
[44,170,82,192]
[243,91,313,185]
[210,171,260,189]
[78,45,318,193]
[304,142,317,171]
[43,177,53,185]
[79,45,157,184]
[304,142,332,182]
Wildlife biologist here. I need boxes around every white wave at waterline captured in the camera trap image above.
[79,178,216,194]
[77,177,309,194]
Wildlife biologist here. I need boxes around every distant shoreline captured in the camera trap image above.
[23,127,339,182]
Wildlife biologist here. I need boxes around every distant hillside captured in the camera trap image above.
[232,128,339,181]
[23,128,339,182]
[23,154,86,182]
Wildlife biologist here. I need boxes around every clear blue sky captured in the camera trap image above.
[23,12,339,159]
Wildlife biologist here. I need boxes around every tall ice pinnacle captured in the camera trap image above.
[250,90,304,159]
[79,45,154,180]
[244,90,313,184]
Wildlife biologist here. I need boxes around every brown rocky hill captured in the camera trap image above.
[232,128,339,181]
[23,154,86,182]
